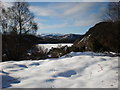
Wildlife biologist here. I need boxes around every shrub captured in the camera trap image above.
[2,34,39,61]
[23,45,48,60]
[48,46,70,58]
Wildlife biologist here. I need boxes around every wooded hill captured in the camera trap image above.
[74,21,120,53]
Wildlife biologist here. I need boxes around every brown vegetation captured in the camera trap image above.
[74,21,120,53]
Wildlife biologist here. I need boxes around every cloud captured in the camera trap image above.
[74,13,102,27]
[0,2,13,9]
[29,2,107,30]
[29,2,94,17]
[62,3,93,16]
[29,6,56,16]
[34,17,47,22]
[39,23,68,29]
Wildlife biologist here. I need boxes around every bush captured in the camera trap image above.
[2,34,39,61]
[68,46,80,52]
[26,46,48,60]
[48,45,71,58]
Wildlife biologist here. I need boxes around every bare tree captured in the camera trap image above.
[0,2,37,35]
[8,2,37,35]
[103,1,120,22]
[1,2,38,60]
[0,2,9,34]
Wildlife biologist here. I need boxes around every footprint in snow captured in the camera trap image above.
[2,74,20,89]
[4,64,28,69]
[28,62,40,66]
[0,71,9,74]
[53,70,77,78]
[45,79,55,82]
[15,64,28,68]
[100,58,107,61]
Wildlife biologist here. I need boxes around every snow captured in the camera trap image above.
[39,33,64,37]
[37,43,73,51]
[0,52,118,88]
[78,34,91,44]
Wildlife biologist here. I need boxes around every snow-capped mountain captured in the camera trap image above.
[40,33,63,36]
[60,34,82,40]
[38,33,64,39]
[38,33,82,41]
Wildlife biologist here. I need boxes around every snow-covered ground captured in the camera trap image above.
[0,52,118,88]
[37,43,73,51]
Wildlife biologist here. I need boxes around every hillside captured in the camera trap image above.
[74,21,120,53]
[38,34,83,43]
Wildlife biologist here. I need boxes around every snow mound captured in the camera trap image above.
[0,52,118,88]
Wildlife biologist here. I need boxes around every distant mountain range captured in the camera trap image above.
[37,33,83,43]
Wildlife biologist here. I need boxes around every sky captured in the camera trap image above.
[1,1,111,34]
[28,2,109,34]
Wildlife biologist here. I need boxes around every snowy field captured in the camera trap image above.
[0,52,119,88]
[37,43,73,50]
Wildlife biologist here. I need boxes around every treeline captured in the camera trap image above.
[38,38,78,44]
[37,34,83,44]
